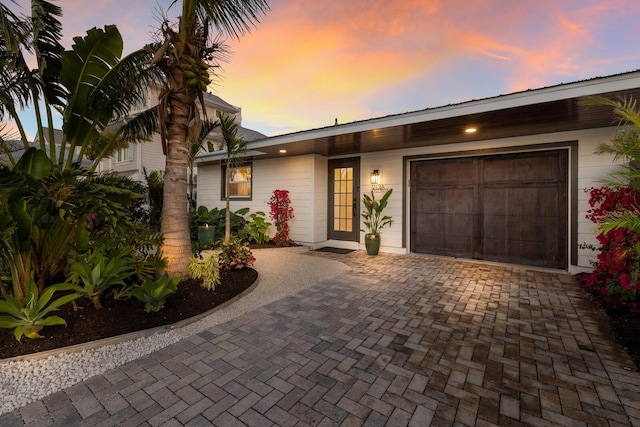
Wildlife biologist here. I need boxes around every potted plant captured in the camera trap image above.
[361,188,393,255]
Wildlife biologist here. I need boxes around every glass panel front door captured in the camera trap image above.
[328,158,359,241]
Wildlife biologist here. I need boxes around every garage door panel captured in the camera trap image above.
[410,150,567,269]
[415,158,474,185]
[484,153,561,183]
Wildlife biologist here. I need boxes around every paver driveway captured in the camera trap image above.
[2,251,640,426]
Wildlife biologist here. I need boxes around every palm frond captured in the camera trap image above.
[216,111,246,167]
[116,106,160,144]
[189,118,219,161]
[31,0,66,108]
[88,43,166,121]
[600,208,640,235]
[195,0,270,40]
[0,4,34,119]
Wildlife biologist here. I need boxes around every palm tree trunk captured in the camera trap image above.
[161,91,193,278]
[225,167,231,242]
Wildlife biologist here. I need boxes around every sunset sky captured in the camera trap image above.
[7,0,640,138]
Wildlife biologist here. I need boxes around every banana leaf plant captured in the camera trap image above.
[0,2,163,302]
[0,1,163,170]
[361,188,394,236]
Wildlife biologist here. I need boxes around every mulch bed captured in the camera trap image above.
[599,307,640,369]
[579,290,640,370]
[0,268,257,360]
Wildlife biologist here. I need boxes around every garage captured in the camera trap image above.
[410,150,568,269]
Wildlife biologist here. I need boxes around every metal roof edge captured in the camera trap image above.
[248,69,640,148]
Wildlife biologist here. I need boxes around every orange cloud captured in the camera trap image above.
[29,0,640,138]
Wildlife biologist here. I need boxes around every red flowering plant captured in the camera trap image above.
[268,189,295,246]
[577,186,640,313]
[576,96,640,313]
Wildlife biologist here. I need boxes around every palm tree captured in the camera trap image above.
[216,111,247,242]
[150,0,269,277]
[0,1,163,170]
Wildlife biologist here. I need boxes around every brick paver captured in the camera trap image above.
[2,251,640,426]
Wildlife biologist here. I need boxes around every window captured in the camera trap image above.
[114,146,133,163]
[222,164,252,200]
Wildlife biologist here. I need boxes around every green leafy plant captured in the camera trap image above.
[111,285,133,301]
[242,211,271,244]
[361,188,394,235]
[218,236,256,270]
[67,251,135,309]
[0,279,80,341]
[131,274,180,313]
[192,206,249,241]
[576,97,640,312]
[188,252,221,290]
[143,169,164,230]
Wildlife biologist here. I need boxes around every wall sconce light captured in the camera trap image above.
[370,169,380,185]
[370,169,386,192]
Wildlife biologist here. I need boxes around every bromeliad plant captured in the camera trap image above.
[67,250,135,309]
[0,279,80,341]
[269,189,294,246]
[131,274,180,313]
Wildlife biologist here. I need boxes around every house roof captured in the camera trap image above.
[203,92,240,114]
[238,126,267,142]
[33,127,63,145]
[198,70,640,163]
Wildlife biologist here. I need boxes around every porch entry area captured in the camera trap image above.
[328,158,360,242]
[410,150,568,269]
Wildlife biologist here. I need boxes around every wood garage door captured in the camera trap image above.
[410,150,568,269]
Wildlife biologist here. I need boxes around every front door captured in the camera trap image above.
[328,158,360,242]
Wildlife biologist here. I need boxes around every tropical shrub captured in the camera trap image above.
[188,252,221,290]
[0,279,80,341]
[131,274,180,313]
[241,211,271,244]
[192,206,249,241]
[0,3,163,300]
[218,236,256,270]
[85,174,167,283]
[144,169,164,230]
[269,189,295,246]
[67,250,135,309]
[577,186,640,312]
[576,97,640,312]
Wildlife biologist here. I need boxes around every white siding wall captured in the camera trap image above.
[198,127,621,272]
[313,156,328,243]
[108,144,138,179]
[198,155,320,245]
[575,128,623,271]
[140,138,167,178]
[359,153,404,253]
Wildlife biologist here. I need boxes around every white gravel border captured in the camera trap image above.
[0,247,351,415]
